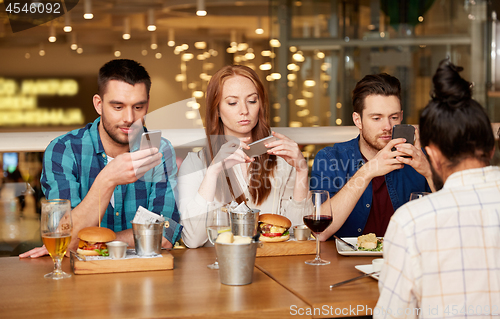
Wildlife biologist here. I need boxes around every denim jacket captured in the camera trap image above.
[310,135,430,237]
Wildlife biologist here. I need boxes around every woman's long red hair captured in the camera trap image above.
[204,65,277,206]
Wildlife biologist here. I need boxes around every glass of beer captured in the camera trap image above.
[41,199,72,280]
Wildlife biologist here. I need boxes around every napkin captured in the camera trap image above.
[132,206,165,224]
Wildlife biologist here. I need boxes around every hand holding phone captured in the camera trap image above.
[243,135,278,158]
[391,124,415,157]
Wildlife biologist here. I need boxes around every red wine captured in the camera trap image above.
[303,215,332,233]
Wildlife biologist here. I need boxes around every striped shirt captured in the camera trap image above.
[41,117,182,243]
[375,166,500,319]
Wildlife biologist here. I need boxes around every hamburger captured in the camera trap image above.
[258,214,291,242]
[77,227,116,256]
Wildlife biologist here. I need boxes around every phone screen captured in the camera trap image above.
[140,130,162,150]
[391,125,415,156]
[243,135,277,158]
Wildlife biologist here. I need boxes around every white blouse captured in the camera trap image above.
[177,150,308,248]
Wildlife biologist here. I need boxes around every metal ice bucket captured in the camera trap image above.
[132,222,164,256]
[230,209,260,237]
[215,242,259,285]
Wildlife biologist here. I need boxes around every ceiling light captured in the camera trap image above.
[83,0,93,19]
[48,23,56,42]
[271,73,281,80]
[182,53,194,61]
[181,44,189,50]
[70,33,77,50]
[123,17,131,40]
[150,32,157,49]
[269,39,281,47]
[194,41,207,50]
[114,50,121,57]
[261,50,272,57]
[25,53,30,59]
[76,47,83,54]
[304,80,316,87]
[64,11,72,32]
[147,9,156,31]
[259,63,272,71]
[292,53,305,62]
[168,29,175,47]
[196,0,207,16]
[255,17,264,35]
[193,91,204,98]
[155,52,162,59]
[141,49,148,56]
[245,52,255,60]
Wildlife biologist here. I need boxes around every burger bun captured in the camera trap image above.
[78,226,116,243]
[258,214,292,228]
[260,233,290,243]
[76,248,100,256]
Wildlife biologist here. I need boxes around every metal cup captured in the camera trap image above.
[215,242,258,285]
[293,225,311,241]
[107,241,127,259]
[230,209,260,237]
[132,222,164,256]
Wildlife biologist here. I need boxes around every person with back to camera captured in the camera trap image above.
[310,73,434,239]
[178,65,309,248]
[375,59,500,318]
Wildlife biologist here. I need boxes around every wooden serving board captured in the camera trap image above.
[70,251,174,275]
[256,239,316,257]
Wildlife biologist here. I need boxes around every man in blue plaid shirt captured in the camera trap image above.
[20,59,181,258]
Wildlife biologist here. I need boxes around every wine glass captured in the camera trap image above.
[206,202,231,269]
[40,199,72,279]
[303,190,333,265]
[409,192,430,201]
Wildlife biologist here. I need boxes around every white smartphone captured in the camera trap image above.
[243,135,278,158]
[139,130,162,150]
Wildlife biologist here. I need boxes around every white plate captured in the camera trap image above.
[335,237,383,256]
[355,264,380,281]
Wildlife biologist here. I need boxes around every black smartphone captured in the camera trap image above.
[139,130,162,150]
[391,124,415,156]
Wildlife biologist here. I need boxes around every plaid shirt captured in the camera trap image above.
[375,166,500,319]
[41,117,182,243]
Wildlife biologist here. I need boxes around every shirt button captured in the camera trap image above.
[358,228,362,233]
[366,204,370,208]
[116,212,119,216]
[102,154,105,158]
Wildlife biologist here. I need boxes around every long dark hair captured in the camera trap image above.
[204,65,277,206]
[420,59,494,166]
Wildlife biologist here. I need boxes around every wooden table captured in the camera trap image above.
[255,241,380,318]
[0,242,379,318]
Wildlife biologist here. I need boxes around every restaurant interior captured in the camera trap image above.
[0,0,499,258]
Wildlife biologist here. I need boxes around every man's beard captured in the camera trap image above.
[361,130,389,152]
[430,164,444,191]
[101,117,129,145]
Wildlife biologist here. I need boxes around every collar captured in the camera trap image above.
[89,117,105,155]
[443,166,500,188]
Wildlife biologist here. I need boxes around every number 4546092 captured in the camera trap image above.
[444,305,498,316]
[5,2,61,14]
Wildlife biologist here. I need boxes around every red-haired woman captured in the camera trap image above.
[178,65,309,248]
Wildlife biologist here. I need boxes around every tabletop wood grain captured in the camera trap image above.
[0,247,312,319]
[255,241,380,318]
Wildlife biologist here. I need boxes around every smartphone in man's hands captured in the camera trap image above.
[139,130,162,150]
[391,124,415,157]
[243,135,278,158]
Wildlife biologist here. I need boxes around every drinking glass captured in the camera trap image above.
[206,202,231,269]
[409,192,430,201]
[41,199,72,279]
[303,190,333,265]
